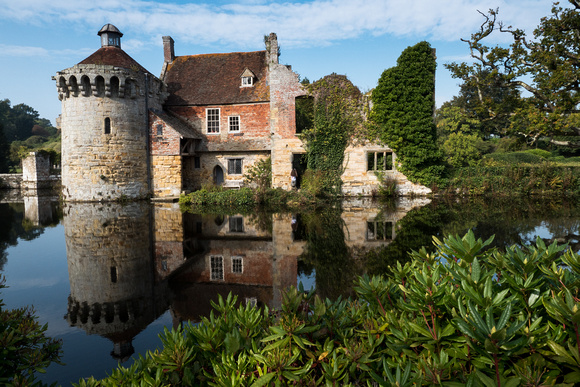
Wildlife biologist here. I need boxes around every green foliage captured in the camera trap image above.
[243,157,272,194]
[0,276,62,386]
[81,231,580,386]
[302,74,364,195]
[448,164,580,196]
[371,41,445,187]
[446,1,580,148]
[0,99,60,172]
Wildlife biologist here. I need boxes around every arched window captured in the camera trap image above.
[110,76,120,97]
[81,76,91,97]
[59,77,69,99]
[68,76,79,96]
[104,117,111,134]
[95,76,105,97]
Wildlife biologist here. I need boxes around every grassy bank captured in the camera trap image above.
[444,163,580,196]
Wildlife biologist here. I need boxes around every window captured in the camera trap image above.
[241,76,253,86]
[229,116,240,132]
[229,216,244,232]
[207,108,220,133]
[228,158,243,175]
[156,124,163,136]
[194,156,201,169]
[246,297,257,307]
[367,151,393,171]
[232,257,243,273]
[367,221,393,241]
[110,266,117,283]
[210,256,224,280]
[104,117,111,134]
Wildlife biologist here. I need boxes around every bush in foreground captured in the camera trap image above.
[0,277,62,386]
[77,231,580,386]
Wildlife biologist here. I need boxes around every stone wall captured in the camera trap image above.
[151,155,182,197]
[341,143,432,196]
[182,151,269,190]
[55,64,166,201]
[268,59,307,189]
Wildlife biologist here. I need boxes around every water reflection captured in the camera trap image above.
[4,193,580,385]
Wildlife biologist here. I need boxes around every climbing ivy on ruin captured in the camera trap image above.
[370,41,445,187]
[301,74,364,195]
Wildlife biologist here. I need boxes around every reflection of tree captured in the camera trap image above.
[0,202,62,271]
[299,207,361,300]
[365,202,451,276]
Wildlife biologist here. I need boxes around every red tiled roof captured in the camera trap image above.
[163,51,269,106]
[78,47,151,74]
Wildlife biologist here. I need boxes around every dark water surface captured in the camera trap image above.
[1,195,579,386]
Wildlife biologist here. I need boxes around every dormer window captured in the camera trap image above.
[240,68,255,87]
[242,76,253,87]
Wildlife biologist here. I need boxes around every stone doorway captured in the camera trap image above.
[213,165,224,185]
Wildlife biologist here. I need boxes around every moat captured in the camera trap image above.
[1,195,580,385]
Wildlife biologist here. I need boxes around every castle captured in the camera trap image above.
[54,24,429,202]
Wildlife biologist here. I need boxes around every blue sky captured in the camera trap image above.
[0,0,558,125]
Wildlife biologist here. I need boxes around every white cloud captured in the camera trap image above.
[0,0,558,49]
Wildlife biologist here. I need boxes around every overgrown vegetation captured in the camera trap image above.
[371,41,445,187]
[76,231,580,386]
[300,74,364,196]
[0,276,62,386]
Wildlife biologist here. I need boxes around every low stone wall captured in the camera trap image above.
[0,173,61,193]
[0,174,22,190]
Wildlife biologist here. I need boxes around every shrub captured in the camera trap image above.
[483,151,547,164]
[0,276,62,385]
[78,231,580,386]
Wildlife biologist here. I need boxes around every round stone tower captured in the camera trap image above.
[54,24,167,201]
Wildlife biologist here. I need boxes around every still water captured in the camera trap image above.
[1,194,579,386]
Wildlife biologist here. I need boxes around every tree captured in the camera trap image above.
[446,1,580,148]
[371,41,444,186]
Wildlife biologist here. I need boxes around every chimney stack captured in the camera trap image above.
[267,33,278,64]
[163,36,175,63]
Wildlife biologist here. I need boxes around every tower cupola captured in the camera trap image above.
[98,24,123,48]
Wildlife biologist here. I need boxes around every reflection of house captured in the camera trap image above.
[53,24,429,202]
[170,213,297,324]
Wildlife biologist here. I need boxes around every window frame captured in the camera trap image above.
[367,151,393,171]
[241,76,253,87]
[228,115,241,132]
[206,108,220,134]
[229,216,244,233]
[227,158,243,175]
[231,256,243,274]
[210,256,224,281]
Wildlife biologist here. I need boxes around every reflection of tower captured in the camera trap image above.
[53,24,167,201]
[63,202,168,361]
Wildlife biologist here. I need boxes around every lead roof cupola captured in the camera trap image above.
[98,24,123,48]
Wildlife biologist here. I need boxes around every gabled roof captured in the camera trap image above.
[163,50,269,106]
[151,110,201,139]
[78,47,151,74]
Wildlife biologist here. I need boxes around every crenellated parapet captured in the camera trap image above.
[53,64,168,103]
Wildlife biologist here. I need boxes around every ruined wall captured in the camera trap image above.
[268,61,307,189]
[55,65,166,201]
[341,143,432,196]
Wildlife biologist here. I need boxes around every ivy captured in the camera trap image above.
[302,74,364,196]
[371,41,445,187]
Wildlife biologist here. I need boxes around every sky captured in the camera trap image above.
[0,0,559,126]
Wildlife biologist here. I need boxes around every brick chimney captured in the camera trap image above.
[163,36,175,63]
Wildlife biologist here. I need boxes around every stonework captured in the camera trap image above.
[54,25,431,201]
